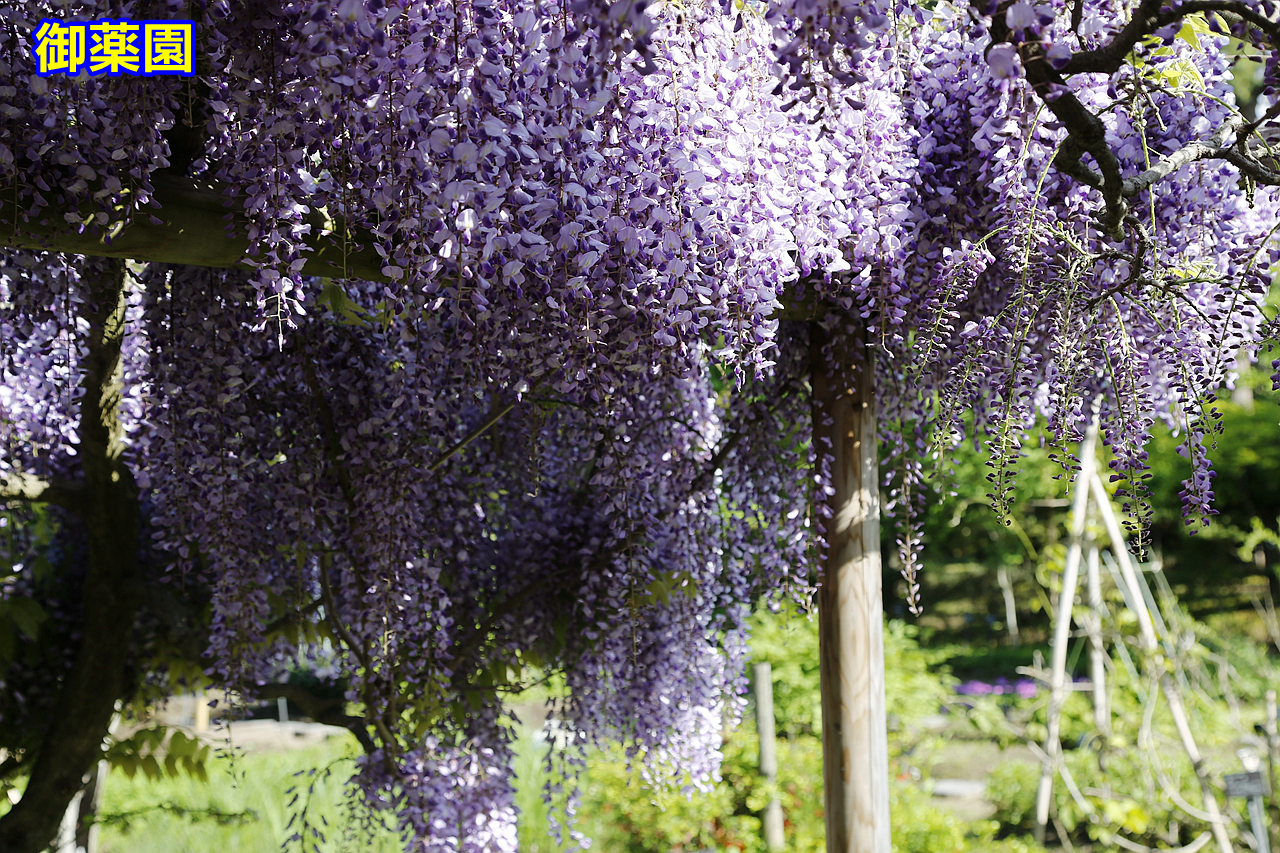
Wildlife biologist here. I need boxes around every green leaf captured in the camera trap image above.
[7,597,46,640]
[1176,12,1212,50]
[317,278,371,326]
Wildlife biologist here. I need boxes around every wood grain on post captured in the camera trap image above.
[811,323,890,853]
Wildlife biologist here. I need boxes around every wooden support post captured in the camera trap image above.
[194,691,210,732]
[754,662,786,852]
[1090,472,1235,853]
[1034,425,1097,845]
[811,324,890,853]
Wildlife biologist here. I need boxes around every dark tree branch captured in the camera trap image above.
[263,598,324,636]
[1047,113,1280,205]
[426,395,522,473]
[992,26,1129,234]
[0,175,822,318]
[1061,0,1280,76]
[1212,141,1280,184]
[300,350,359,510]
[980,0,1280,236]
[252,683,376,753]
[296,354,401,753]
[1120,115,1248,196]
[315,553,369,673]
[1084,217,1155,310]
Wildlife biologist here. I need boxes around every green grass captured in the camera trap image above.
[513,727,563,853]
[98,737,403,853]
[96,727,604,853]
[513,727,616,853]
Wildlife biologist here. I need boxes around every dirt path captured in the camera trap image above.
[924,740,1039,822]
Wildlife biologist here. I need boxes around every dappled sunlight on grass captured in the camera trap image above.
[98,737,402,853]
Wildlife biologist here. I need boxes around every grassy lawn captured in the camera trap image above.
[98,737,402,853]
[97,727,604,853]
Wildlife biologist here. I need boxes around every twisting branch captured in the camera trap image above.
[426,394,523,473]
[253,682,376,753]
[1061,0,1280,76]
[1011,41,1129,234]
[1084,217,1154,310]
[1120,115,1249,197]
[315,551,396,751]
[1212,142,1280,185]
[983,0,1280,236]
[297,344,399,754]
[1047,112,1280,216]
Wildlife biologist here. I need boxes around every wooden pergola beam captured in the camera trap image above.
[0,175,824,320]
[1,174,387,280]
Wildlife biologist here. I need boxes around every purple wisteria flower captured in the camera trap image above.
[987,44,1022,79]
[955,678,1040,698]
[2,0,1278,849]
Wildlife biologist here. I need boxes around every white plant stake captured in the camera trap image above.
[1034,426,1234,853]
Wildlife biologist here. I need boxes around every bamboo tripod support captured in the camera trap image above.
[1033,428,1235,853]
[1033,425,1097,845]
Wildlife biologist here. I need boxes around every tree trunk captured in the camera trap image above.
[0,258,141,853]
[75,758,108,853]
[811,323,890,853]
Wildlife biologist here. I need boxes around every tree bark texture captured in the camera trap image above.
[811,323,890,853]
[0,258,141,853]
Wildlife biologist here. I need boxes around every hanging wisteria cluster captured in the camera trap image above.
[4,0,1280,848]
